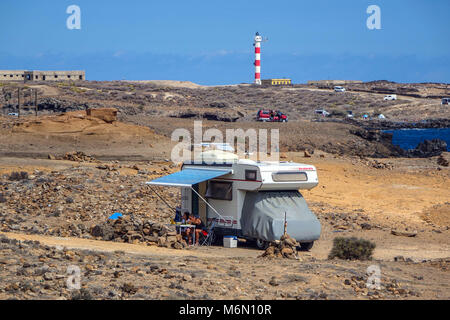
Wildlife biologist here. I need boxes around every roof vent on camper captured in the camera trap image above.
[197,150,238,164]
[238,159,257,165]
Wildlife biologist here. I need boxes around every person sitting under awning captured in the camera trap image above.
[180,212,191,243]
[192,216,206,246]
[185,215,205,246]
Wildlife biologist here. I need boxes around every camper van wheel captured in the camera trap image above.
[298,242,314,251]
[255,239,269,250]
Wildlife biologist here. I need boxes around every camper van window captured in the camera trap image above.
[272,171,308,182]
[245,170,257,181]
[205,181,232,200]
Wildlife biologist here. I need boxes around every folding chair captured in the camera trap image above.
[200,220,216,246]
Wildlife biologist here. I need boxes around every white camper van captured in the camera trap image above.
[147,153,321,250]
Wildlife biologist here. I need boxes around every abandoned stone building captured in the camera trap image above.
[0,70,85,82]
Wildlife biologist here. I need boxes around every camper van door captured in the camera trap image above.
[205,180,237,227]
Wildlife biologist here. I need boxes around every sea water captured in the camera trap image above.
[383,128,450,151]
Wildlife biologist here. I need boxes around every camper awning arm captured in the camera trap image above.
[147,184,229,226]
[147,185,176,212]
[190,186,229,226]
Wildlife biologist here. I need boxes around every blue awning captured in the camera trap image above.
[146,168,232,187]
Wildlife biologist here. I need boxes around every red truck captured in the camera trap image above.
[256,109,288,122]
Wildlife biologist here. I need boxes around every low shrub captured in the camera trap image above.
[8,171,28,181]
[71,288,93,300]
[328,237,376,260]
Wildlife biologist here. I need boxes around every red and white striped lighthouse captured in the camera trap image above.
[254,32,262,85]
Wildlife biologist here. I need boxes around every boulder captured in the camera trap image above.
[90,223,115,241]
[281,247,294,256]
[86,108,118,123]
[166,236,178,243]
[173,242,184,250]
[158,236,166,247]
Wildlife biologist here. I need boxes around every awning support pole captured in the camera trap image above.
[147,185,176,212]
[190,186,228,226]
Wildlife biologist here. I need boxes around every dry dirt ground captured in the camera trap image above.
[0,112,175,161]
[0,150,448,300]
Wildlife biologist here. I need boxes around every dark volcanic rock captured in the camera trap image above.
[350,129,386,142]
[407,139,447,158]
[170,110,240,122]
[208,102,229,109]
[349,129,406,157]
[37,98,94,113]
[90,223,115,241]
[351,118,450,130]
[437,155,449,167]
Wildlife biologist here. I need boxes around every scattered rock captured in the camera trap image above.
[368,159,393,170]
[71,288,93,300]
[121,282,138,295]
[360,223,372,230]
[437,155,449,167]
[259,234,299,259]
[269,277,279,286]
[89,217,186,249]
[63,151,97,163]
[391,230,417,237]
[182,274,192,281]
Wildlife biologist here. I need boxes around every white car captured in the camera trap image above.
[7,112,18,117]
[334,86,346,92]
[384,94,397,101]
[315,109,330,117]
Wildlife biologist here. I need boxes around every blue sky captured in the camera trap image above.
[0,0,449,84]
